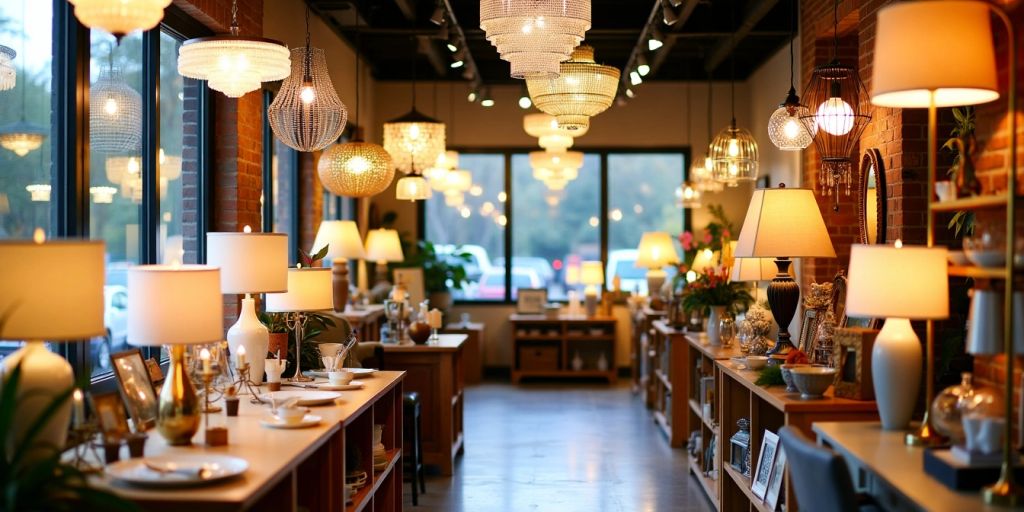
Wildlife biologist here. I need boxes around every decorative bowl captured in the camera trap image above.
[947,250,970,267]
[790,367,837,399]
[744,356,769,371]
[780,363,811,393]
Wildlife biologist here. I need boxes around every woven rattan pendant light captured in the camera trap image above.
[0,45,15,91]
[177,0,290,98]
[317,16,394,199]
[768,2,814,151]
[268,8,347,152]
[479,0,591,79]
[68,0,171,39]
[90,50,142,154]
[527,46,619,131]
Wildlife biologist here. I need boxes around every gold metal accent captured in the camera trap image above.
[156,345,200,446]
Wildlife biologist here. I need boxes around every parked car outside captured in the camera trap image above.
[492,257,555,288]
[476,267,543,300]
[606,249,677,296]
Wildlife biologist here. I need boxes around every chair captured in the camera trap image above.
[778,426,879,512]
[403,391,426,505]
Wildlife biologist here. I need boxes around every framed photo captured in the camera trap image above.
[797,308,821,353]
[833,327,880,400]
[91,391,130,442]
[145,357,164,385]
[751,430,779,500]
[765,445,788,510]
[111,349,158,430]
[393,268,426,306]
[516,288,547,314]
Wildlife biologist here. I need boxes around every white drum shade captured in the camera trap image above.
[206,232,288,294]
[265,268,333,313]
[127,265,224,346]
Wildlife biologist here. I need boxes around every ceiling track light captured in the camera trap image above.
[636,54,650,77]
[430,1,446,26]
[450,60,464,69]
[647,26,665,51]
[666,0,683,7]
[480,88,494,107]
[662,0,680,25]
[629,70,643,86]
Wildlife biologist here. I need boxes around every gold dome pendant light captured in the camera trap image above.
[768,2,814,151]
[90,48,142,154]
[527,46,619,131]
[68,0,171,39]
[268,8,347,152]
[177,0,290,98]
[480,0,591,79]
[317,15,394,198]
[799,0,872,210]
[710,9,757,186]
[0,45,16,91]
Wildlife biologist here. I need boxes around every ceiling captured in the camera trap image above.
[307,0,798,86]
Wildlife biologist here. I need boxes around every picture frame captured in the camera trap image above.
[145,357,164,385]
[516,288,547,314]
[111,349,159,430]
[393,267,426,307]
[752,430,779,500]
[91,391,130,442]
[765,444,788,510]
[797,308,821,354]
[832,327,880,400]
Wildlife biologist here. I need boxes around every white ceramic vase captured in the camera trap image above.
[227,296,270,384]
[707,306,727,346]
[1,341,74,460]
[871,317,922,430]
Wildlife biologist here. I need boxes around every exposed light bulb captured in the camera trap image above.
[347,156,370,174]
[816,97,855,135]
[104,97,118,115]
[518,96,532,109]
[299,82,316,104]
[727,138,739,157]
[409,124,421,138]
[637,64,650,77]
[783,118,801,139]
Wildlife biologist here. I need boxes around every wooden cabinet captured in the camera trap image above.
[630,306,665,397]
[443,322,484,384]
[510,315,617,384]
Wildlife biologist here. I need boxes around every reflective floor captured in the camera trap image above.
[403,381,715,511]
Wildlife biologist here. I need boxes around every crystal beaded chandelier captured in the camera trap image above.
[523,113,588,151]
[0,45,15,91]
[90,64,142,154]
[527,46,619,131]
[177,0,290,98]
[768,3,813,151]
[68,0,171,39]
[479,0,591,79]
[383,80,446,178]
[395,174,432,201]
[0,121,46,157]
[425,150,459,183]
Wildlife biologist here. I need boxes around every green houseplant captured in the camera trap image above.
[944,107,978,237]
[399,241,471,312]
[259,312,339,377]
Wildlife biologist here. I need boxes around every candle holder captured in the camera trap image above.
[231,362,264,403]
[201,369,228,447]
[430,327,439,343]
[66,422,104,472]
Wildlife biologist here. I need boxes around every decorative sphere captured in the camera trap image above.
[768,105,814,151]
[816,97,855,136]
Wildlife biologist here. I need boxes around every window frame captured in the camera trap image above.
[261,88,301,264]
[419,146,691,305]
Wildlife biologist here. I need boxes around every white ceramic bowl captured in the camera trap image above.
[790,367,837,399]
[275,407,306,425]
[745,356,769,371]
[329,370,353,386]
[947,250,970,267]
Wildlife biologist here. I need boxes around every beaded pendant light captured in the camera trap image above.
[383,55,445,188]
[710,16,757,186]
[68,0,171,39]
[530,150,582,190]
[768,3,814,151]
[268,10,347,152]
[523,113,588,151]
[0,45,15,91]
[799,0,872,209]
[317,18,393,199]
[177,0,290,98]
[90,62,142,154]
[676,183,702,209]
[479,0,591,79]
[527,46,619,131]
[425,150,458,183]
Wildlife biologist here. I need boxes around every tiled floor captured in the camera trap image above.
[402,381,716,511]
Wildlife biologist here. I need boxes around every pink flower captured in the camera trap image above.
[680,231,694,251]
[703,231,713,245]
[722,229,731,240]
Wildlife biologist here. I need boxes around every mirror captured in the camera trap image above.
[833,269,880,329]
[857,148,887,245]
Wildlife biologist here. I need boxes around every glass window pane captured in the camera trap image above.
[607,153,685,294]
[424,153,506,301]
[511,153,600,301]
[159,31,190,265]
[271,138,297,264]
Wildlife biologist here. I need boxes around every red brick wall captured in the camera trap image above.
[298,151,323,255]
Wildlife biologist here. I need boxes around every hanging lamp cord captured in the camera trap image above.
[729,0,737,128]
[303,7,312,82]
[230,0,239,35]
[354,8,361,136]
[832,0,839,59]
[789,0,796,90]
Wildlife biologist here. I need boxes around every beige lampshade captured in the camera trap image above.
[265,268,334,313]
[846,244,948,320]
[690,249,719,274]
[730,257,791,282]
[364,229,404,264]
[127,265,224,346]
[734,188,837,259]
[580,261,604,286]
[313,220,366,261]
[0,239,105,340]
[635,232,679,269]
[871,1,998,108]
[206,231,288,294]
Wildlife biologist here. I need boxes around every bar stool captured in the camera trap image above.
[403,391,426,505]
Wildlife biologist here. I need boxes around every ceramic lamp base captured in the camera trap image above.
[646,269,667,298]
[1,341,74,461]
[872,317,922,430]
[331,259,350,313]
[227,296,269,385]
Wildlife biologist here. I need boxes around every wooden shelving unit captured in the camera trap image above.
[928,193,1008,212]
[510,315,617,383]
[630,306,665,398]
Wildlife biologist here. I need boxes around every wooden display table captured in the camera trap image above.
[443,321,484,384]
[102,371,405,512]
[631,306,665,399]
[381,335,465,476]
[510,315,617,384]
[330,305,386,343]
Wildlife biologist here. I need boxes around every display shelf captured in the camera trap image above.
[723,465,773,512]
[634,308,667,402]
[689,398,702,418]
[653,410,671,439]
[928,193,1007,212]
[947,265,1008,280]
[688,454,721,510]
[655,369,672,391]
[510,316,617,383]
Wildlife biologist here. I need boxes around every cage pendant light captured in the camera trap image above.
[526,46,619,131]
[479,0,591,79]
[90,63,142,154]
[0,45,15,91]
[710,9,758,186]
[768,2,814,151]
[317,15,394,198]
[799,0,872,209]
[177,0,290,98]
[68,0,171,39]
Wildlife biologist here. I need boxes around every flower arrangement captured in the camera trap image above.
[673,204,736,291]
[681,267,753,315]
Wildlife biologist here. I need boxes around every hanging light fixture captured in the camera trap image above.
[526,46,620,131]
[0,45,15,91]
[25,184,50,202]
[799,0,872,209]
[105,155,140,186]
[67,0,171,39]
[89,186,117,204]
[444,190,465,207]
[177,0,290,98]
[675,183,702,209]
[268,9,347,152]
[479,0,591,79]
[395,174,432,201]
[425,150,458,183]
[768,3,814,151]
[317,19,393,199]
[90,61,142,154]
[710,8,757,186]
[0,121,46,157]
[523,113,588,151]
[383,90,445,175]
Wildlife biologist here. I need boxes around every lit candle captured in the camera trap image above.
[236,345,247,368]
[200,348,211,373]
[428,309,443,329]
[72,389,84,428]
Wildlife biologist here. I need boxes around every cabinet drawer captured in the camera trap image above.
[519,345,559,372]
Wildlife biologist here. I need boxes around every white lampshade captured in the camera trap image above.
[127,265,224,346]
[0,238,105,340]
[690,249,719,274]
[206,231,288,294]
[846,244,948,320]
[313,220,366,261]
[635,232,679,269]
[364,229,404,264]
[265,268,333,313]
[871,1,998,108]
[730,257,790,282]
[734,188,837,259]
[580,261,604,286]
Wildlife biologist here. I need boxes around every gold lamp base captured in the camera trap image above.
[905,415,946,447]
[983,479,1024,506]
[157,345,201,446]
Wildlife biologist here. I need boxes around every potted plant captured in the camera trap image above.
[399,241,470,313]
[259,311,291,360]
[259,311,339,377]
[944,107,978,239]
[681,267,753,346]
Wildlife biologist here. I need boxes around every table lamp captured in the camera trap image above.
[734,186,836,358]
[0,232,104,455]
[313,220,366,312]
[206,228,287,385]
[127,265,224,445]
[690,248,718,274]
[846,243,947,433]
[364,228,404,287]
[266,267,333,382]
[580,261,604,318]
[730,256,792,301]
[635,231,679,297]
